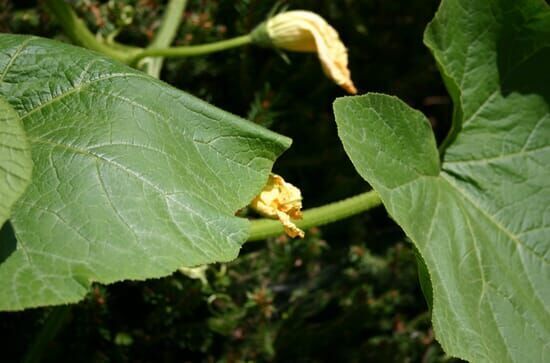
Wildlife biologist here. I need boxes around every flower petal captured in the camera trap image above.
[250,174,304,238]
[264,11,357,94]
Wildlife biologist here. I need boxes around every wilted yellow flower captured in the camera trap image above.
[250,174,304,238]
[252,10,357,94]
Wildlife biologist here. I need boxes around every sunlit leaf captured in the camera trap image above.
[334,0,550,361]
[0,35,291,311]
[0,97,32,227]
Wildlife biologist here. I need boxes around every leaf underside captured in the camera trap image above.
[0,34,291,311]
[334,0,550,362]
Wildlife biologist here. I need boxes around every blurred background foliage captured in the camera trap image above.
[0,0,461,362]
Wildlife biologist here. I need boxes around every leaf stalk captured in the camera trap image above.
[247,190,382,241]
[45,0,253,66]
[142,0,188,77]
[129,35,253,64]
[44,0,135,63]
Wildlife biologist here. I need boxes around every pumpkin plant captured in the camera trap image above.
[0,0,548,362]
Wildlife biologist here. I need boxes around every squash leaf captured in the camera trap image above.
[334,0,550,361]
[0,96,32,228]
[0,35,291,311]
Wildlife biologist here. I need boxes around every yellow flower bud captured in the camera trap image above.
[252,10,357,94]
[250,174,304,238]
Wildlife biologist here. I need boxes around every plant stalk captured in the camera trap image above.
[130,35,253,64]
[142,0,188,77]
[44,0,135,63]
[45,0,252,66]
[247,190,382,241]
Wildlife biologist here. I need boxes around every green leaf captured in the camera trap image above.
[0,97,32,227]
[0,34,291,311]
[334,1,550,361]
[413,246,432,311]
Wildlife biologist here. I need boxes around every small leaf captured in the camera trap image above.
[0,97,32,227]
[0,35,291,311]
[334,0,550,360]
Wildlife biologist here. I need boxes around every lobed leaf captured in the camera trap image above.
[334,0,550,361]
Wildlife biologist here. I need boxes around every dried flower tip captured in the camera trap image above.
[252,10,357,94]
[250,174,304,238]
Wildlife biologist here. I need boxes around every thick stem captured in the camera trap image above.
[130,35,253,63]
[23,306,71,363]
[143,0,187,77]
[247,190,382,241]
[44,0,135,63]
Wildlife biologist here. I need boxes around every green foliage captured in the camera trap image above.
[0,34,290,311]
[6,0,542,361]
[0,97,32,227]
[5,230,448,362]
[334,1,550,361]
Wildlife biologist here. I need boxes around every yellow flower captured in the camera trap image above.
[252,10,357,94]
[250,174,304,238]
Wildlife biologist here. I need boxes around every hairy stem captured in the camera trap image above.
[44,0,135,63]
[130,35,253,64]
[247,190,382,241]
[142,0,187,77]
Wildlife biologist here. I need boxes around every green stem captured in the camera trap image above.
[45,0,252,66]
[44,0,136,63]
[23,306,71,363]
[130,34,253,64]
[143,0,187,77]
[150,0,187,49]
[247,190,382,241]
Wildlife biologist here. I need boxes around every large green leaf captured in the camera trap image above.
[334,0,550,361]
[0,34,291,311]
[0,97,32,227]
